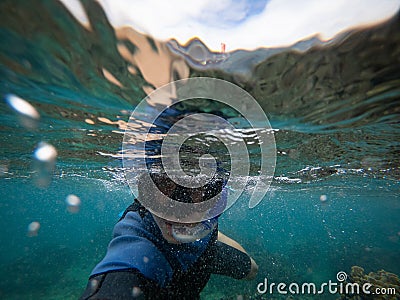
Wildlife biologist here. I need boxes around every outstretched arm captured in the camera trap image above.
[217,231,259,280]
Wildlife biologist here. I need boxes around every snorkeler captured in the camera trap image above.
[80,172,258,299]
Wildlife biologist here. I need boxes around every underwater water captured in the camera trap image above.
[1,1,399,299]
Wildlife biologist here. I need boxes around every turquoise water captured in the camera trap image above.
[1,1,399,299]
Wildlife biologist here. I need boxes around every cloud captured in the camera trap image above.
[234,0,400,48]
[60,0,400,51]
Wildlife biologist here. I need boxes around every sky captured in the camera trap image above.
[60,0,400,51]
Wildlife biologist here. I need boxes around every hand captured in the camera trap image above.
[244,257,259,280]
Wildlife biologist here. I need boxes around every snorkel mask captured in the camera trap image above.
[138,172,228,243]
[169,180,227,243]
[171,217,218,243]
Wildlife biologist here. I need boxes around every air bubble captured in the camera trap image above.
[131,286,143,298]
[6,94,40,119]
[66,194,81,213]
[320,194,327,202]
[27,221,40,237]
[90,279,99,290]
[143,256,149,263]
[34,142,58,162]
[33,142,57,187]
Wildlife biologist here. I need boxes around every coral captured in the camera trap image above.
[339,266,400,300]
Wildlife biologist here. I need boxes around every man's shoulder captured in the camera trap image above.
[113,210,155,237]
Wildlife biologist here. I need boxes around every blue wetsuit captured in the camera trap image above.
[80,201,252,299]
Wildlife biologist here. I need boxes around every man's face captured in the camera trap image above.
[152,214,188,244]
[152,213,216,244]
[139,173,225,243]
[149,182,210,243]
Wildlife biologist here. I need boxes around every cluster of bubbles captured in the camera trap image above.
[6,94,82,237]
[6,93,58,188]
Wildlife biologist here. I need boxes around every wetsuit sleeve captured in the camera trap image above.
[208,241,252,279]
[80,270,157,300]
